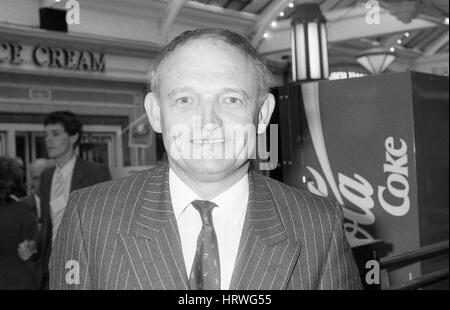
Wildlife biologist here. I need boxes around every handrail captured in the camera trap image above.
[386,267,449,290]
[380,240,449,270]
[378,240,449,290]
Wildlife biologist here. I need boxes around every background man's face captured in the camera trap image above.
[154,39,263,178]
[44,123,76,160]
[28,160,53,196]
[29,167,42,196]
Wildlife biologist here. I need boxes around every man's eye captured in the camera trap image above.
[224,97,243,105]
[175,97,193,106]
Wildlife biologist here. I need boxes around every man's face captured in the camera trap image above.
[145,38,274,180]
[44,123,77,161]
[28,163,47,196]
[29,167,41,195]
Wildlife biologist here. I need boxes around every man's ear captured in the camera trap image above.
[69,133,79,147]
[144,92,162,133]
[257,93,276,134]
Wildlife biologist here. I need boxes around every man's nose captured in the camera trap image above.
[199,102,222,128]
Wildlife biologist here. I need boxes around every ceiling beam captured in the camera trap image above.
[381,33,404,47]
[240,0,272,14]
[413,52,449,65]
[320,0,341,12]
[40,0,67,9]
[412,52,449,74]
[257,4,439,55]
[423,31,449,55]
[248,0,293,46]
[160,0,187,42]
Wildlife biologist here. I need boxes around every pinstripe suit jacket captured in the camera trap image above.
[49,164,362,290]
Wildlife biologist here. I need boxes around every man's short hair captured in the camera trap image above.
[44,111,82,147]
[149,28,273,98]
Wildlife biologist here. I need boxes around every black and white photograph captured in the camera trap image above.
[0,0,448,294]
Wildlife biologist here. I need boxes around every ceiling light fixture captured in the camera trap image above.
[356,46,396,74]
[291,2,329,81]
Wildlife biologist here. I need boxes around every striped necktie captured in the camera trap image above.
[189,200,221,290]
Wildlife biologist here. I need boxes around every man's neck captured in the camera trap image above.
[168,160,250,200]
[55,150,76,169]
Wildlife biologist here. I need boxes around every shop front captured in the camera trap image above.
[0,26,160,176]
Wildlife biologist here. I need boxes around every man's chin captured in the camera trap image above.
[46,151,57,159]
[172,158,240,178]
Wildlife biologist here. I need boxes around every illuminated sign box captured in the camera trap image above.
[278,71,449,287]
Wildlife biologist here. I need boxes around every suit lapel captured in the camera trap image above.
[39,166,55,265]
[70,157,84,192]
[229,172,301,290]
[118,165,189,290]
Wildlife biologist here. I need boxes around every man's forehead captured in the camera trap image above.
[160,38,256,82]
[164,37,246,64]
[45,123,64,131]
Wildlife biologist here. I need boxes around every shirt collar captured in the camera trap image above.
[56,155,77,180]
[169,168,200,220]
[169,167,249,220]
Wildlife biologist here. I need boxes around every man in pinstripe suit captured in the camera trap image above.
[49,28,362,290]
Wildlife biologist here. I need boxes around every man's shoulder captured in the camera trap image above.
[19,194,35,207]
[69,164,164,208]
[41,165,55,179]
[2,200,33,219]
[256,172,342,222]
[77,157,109,172]
[64,165,167,236]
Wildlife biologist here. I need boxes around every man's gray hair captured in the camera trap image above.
[149,28,273,98]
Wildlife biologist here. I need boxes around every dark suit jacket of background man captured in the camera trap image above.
[20,194,40,226]
[38,157,111,289]
[50,164,362,290]
[20,194,43,285]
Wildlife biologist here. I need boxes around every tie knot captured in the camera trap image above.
[191,200,217,225]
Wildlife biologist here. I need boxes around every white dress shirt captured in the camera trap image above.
[169,168,248,290]
[50,155,76,243]
[33,193,42,230]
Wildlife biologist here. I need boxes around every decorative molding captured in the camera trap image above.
[0,24,161,58]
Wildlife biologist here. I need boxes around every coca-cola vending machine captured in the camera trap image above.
[277,71,448,288]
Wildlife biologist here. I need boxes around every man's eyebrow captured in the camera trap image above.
[46,129,63,133]
[167,87,250,100]
[220,88,249,99]
[168,87,196,98]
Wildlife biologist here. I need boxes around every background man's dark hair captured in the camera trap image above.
[44,111,82,148]
[149,28,273,97]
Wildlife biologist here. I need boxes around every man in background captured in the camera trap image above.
[20,158,55,230]
[38,111,111,289]
[17,158,55,286]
